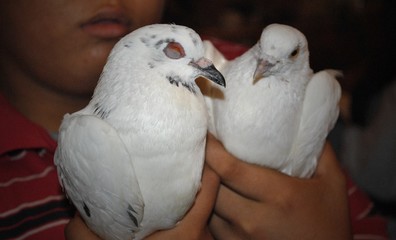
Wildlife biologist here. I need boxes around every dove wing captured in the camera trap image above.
[203,40,228,70]
[55,114,144,240]
[287,70,342,177]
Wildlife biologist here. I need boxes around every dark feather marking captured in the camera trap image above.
[155,38,175,49]
[154,40,164,49]
[189,32,198,46]
[127,204,139,227]
[124,44,131,48]
[166,75,196,94]
[94,103,110,119]
[182,82,196,94]
[148,62,155,69]
[140,37,150,47]
[83,202,91,217]
[167,75,180,87]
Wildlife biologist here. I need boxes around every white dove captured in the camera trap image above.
[204,23,341,178]
[55,24,225,240]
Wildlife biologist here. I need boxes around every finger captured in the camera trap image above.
[214,184,260,226]
[314,142,345,181]
[181,164,220,228]
[209,213,243,240]
[65,213,101,240]
[312,142,348,204]
[206,133,295,201]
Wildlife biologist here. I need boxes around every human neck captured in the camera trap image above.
[0,75,91,133]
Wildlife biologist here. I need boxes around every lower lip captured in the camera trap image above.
[81,22,129,39]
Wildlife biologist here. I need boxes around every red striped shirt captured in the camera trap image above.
[0,37,389,240]
[0,95,74,240]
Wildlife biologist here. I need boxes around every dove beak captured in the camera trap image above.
[253,59,274,84]
[190,57,226,87]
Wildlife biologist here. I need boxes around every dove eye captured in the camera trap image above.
[163,42,186,59]
[290,48,299,58]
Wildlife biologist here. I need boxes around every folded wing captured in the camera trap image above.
[55,114,144,240]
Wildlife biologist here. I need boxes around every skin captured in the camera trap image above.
[0,0,164,132]
[0,1,352,239]
[65,135,352,240]
[0,1,218,238]
[206,134,352,240]
[66,165,219,240]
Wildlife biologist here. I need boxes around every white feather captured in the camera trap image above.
[203,24,341,178]
[55,24,225,240]
[56,114,144,240]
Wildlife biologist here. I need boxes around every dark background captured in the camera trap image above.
[163,0,396,126]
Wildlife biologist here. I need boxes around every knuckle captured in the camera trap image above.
[272,185,298,212]
[239,216,266,239]
[217,157,241,180]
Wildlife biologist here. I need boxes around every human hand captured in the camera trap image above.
[205,133,352,240]
[65,164,219,240]
[65,212,101,240]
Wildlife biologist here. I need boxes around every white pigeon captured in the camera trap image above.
[55,24,225,240]
[203,23,341,178]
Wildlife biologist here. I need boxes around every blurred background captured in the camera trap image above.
[163,0,395,93]
[164,0,396,236]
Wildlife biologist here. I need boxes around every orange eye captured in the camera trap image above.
[163,42,186,59]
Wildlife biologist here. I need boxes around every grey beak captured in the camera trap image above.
[190,57,226,87]
[253,59,274,84]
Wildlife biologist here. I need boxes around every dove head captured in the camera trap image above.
[99,24,225,94]
[253,24,310,83]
